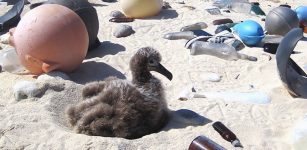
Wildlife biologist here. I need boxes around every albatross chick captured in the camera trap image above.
[66,47,173,139]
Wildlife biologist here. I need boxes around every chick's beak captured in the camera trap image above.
[149,63,173,80]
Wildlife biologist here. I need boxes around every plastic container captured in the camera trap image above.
[189,135,226,150]
[0,48,25,73]
[190,41,257,61]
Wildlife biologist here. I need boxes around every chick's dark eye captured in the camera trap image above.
[149,60,154,64]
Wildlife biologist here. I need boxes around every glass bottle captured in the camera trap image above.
[212,121,243,148]
[189,135,226,150]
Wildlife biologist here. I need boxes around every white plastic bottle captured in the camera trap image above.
[190,41,257,61]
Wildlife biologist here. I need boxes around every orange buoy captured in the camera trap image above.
[9,4,89,75]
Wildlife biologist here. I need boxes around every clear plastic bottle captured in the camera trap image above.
[190,41,257,61]
[180,22,208,32]
[163,31,196,40]
[0,48,25,73]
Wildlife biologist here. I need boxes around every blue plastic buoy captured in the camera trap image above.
[296,6,307,21]
[233,20,264,46]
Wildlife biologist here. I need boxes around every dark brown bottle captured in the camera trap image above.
[212,121,243,148]
[188,135,226,150]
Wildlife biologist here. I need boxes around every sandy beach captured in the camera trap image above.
[1,0,307,149]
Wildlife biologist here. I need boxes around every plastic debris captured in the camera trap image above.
[163,31,196,40]
[0,48,26,74]
[205,6,221,15]
[190,41,256,61]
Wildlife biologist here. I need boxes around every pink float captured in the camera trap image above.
[9,4,89,75]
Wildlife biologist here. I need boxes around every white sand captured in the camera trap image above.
[1,0,307,149]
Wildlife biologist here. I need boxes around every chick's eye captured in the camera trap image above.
[149,60,154,64]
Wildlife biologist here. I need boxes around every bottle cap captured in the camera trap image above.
[231,139,243,148]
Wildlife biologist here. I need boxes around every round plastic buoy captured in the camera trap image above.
[9,4,88,75]
[265,6,299,35]
[32,0,100,50]
[120,0,163,18]
[234,20,264,46]
[295,6,307,21]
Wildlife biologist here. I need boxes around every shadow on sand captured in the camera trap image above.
[145,9,179,20]
[162,109,212,131]
[86,41,126,59]
[68,61,126,84]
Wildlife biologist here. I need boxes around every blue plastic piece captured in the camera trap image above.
[295,6,307,21]
[233,20,264,46]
